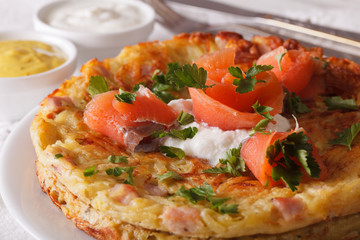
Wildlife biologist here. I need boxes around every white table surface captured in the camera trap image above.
[0,0,359,239]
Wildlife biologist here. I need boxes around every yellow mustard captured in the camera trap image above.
[0,40,66,77]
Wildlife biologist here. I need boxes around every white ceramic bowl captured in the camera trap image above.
[0,31,77,121]
[33,0,155,62]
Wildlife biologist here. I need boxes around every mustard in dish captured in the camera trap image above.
[0,40,66,77]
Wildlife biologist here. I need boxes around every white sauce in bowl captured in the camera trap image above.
[45,1,148,33]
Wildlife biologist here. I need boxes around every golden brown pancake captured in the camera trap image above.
[30,32,360,239]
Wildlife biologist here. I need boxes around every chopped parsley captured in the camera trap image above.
[250,101,274,135]
[54,153,63,159]
[203,145,245,177]
[105,166,135,185]
[108,155,129,164]
[88,75,109,98]
[177,111,194,125]
[276,52,286,71]
[229,64,273,94]
[284,91,310,117]
[329,122,360,150]
[152,127,198,140]
[83,166,99,177]
[114,89,136,104]
[266,131,320,191]
[176,183,238,214]
[158,171,183,181]
[159,146,185,159]
[323,96,358,111]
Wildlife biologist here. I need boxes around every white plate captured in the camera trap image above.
[0,108,92,240]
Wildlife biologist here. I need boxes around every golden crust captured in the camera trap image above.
[30,31,360,239]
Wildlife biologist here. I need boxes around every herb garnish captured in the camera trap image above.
[229,64,273,94]
[152,127,198,140]
[250,101,274,135]
[114,89,136,104]
[173,63,211,90]
[176,183,238,214]
[159,146,185,159]
[158,171,183,181]
[54,153,63,159]
[276,52,286,71]
[151,63,182,103]
[329,122,360,150]
[323,96,358,111]
[105,166,135,185]
[266,131,320,191]
[88,75,109,98]
[83,166,99,177]
[177,110,194,125]
[108,155,129,164]
[284,91,310,117]
[203,145,245,177]
[132,82,146,92]
[151,63,212,103]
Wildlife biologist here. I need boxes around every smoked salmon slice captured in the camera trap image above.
[189,71,283,130]
[84,86,178,150]
[190,47,284,130]
[84,90,128,146]
[112,86,178,126]
[189,87,263,130]
[257,46,314,93]
[241,130,327,188]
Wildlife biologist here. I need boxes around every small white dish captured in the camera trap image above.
[33,0,155,62]
[0,31,77,121]
[0,107,93,240]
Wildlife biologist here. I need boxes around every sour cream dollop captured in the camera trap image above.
[165,99,291,166]
[46,1,147,33]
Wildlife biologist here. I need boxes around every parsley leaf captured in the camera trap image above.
[151,63,212,103]
[271,165,303,192]
[83,166,99,177]
[174,63,210,90]
[152,127,198,140]
[217,203,239,214]
[108,155,128,164]
[329,122,360,150]
[230,64,273,94]
[250,101,274,135]
[114,89,136,104]
[158,171,183,181]
[177,111,194,125]
[176,183,238,214]
[151,63,182,103]
[266,131,321,191]
[284,91,310,117]
[323,96,359,111]
[203,145,245,177]
[276,52,286,71]
[176,183,213,204]
[88,75,109,98]
[253,101,274,119]
[159,146,185,159]
[105,166,135,185]
[54,153,63,159]
[132,82,146,92]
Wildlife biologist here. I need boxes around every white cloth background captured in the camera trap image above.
[0,0,359,239]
